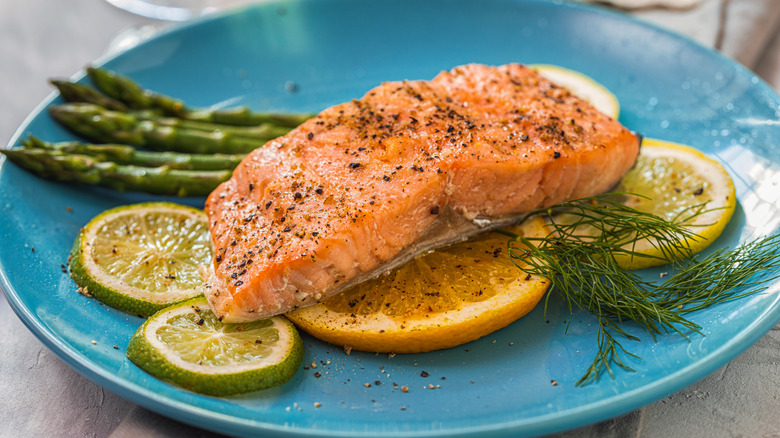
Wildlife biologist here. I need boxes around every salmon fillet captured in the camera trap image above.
[203,63,640,322]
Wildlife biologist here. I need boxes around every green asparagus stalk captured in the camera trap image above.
[49,103,276,154]
[86,67,315,127]
[183,106,315,128]
[86,66,185,115]
[50,79,128,112]
[134,111,293,139]
[21,135,246,171]
[1,148,231,197]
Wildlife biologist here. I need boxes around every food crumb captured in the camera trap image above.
[113,345,119,350]
[91,340,97,345]
[401,386,409,392]
[314,402,322,408]
[66,206,73,213]
[551,380,558,386]
[364,383,371,388]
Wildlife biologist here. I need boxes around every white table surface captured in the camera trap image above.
[2,1,780,437]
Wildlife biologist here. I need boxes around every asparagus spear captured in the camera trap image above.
[21,135,246,171]
[1,148,231,197]
[50,80,128,112]
[86,67,315,127]
[86,66,185,116]
[49,103,276,154]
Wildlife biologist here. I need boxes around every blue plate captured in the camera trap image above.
[2,0,780,436]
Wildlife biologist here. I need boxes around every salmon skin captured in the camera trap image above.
[203,63,640,322]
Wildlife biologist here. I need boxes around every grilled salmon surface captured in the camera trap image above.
[203,63,640,322]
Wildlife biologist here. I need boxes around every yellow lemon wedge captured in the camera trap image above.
[611,138,736,269]
[531,64,620,119]
[286,217,551,354]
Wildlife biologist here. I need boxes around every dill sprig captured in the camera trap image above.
[503,195,780,386]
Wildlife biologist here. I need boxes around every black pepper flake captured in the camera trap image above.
[315,188,324,195]
[312,231,319,237]
[349,162,361,169]
[553,151,561,159]
[430,206,440,215]
[383,175,391,181]
[249,183,254,192]
[234,280,244,286]
[294,192,302,199]
[307,132,314,140]
[693,187,704,196]
[420,371,430,378]
[265,201,273,209]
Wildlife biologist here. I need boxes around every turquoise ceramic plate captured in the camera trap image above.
[2,0,780,436]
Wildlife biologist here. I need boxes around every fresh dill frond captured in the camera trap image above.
[503,194,780,386]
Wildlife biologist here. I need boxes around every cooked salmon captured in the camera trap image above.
[203,63,640,322]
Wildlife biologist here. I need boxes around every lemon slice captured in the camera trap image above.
[610,138,736,269]
[531,64,620,119]
[126,296,303,396]
[69,202,212,317]
[286,217,551,354]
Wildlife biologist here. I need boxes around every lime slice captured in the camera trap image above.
[127,296,303,396]
[531,64,620,119]
[613,138,736,269]
[69,202,211,317]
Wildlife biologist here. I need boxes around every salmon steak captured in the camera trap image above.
[203,63,640,322]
